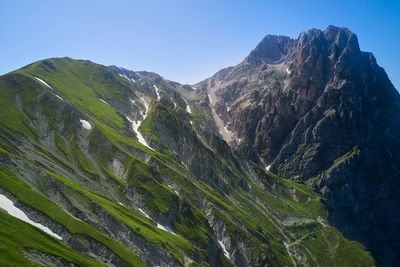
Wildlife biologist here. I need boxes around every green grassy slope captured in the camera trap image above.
[18,57,129,129]
[0,211,108,267]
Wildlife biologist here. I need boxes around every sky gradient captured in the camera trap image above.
[1,0,399,89]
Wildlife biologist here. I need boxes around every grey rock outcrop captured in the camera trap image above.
[199,25,400,266]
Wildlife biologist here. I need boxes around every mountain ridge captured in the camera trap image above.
[0,25,393,266]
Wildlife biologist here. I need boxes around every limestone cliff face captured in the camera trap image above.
[199,26,400,266]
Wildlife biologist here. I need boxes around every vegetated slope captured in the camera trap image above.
[0,57,374,266]
[198,25,399,266]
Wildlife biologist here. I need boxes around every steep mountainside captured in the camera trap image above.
[0,57,375,266]
[198,26,399,266]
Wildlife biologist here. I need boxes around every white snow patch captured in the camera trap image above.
[266,165,271,171]
[55,95,63,101]
[34,77,53,90]
[271,54,287,64]
[183,99,192,113]
[126,116,149,149]
[153,85,161,100]
[168,185,180,196]
[207,94,213,104]
[0,194,62,240]
[218,240,231,260]
[131,78,136,83]
[186,104,192,113]
[126,98,152,149]
[79,119,92,130]
[118,73,131,81]
[156,223,177,235]
[317,216,328,227]
[286,67,291,75]
[138,207,176,235]
[118,202,124,206]
[141,98,149,115]
[190,120,193,125]
[99,99,109,105]
[138,208,150,218]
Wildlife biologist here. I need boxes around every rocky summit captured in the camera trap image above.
[197,25,400,266]
[0,25,397,266]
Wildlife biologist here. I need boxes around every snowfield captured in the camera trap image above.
[153,85,161,100]
[0,194,62,240]
[186,104,192,113]
[126,97,152,149]
[168,185,180,196]
[99,99,110,105]
[156,223,177,235]
[218,240,231,260]
[79,119,92,130]
[138,208,151,219]
[138,207,177,235]
[34,77,53,90]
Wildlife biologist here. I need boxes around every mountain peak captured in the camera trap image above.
[297,25,360,54]
[201,25,399,266]
[246,26,361,67]
[247,34,294,64]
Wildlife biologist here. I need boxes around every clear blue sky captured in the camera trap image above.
[1,0,399,89]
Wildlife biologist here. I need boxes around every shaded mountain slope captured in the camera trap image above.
[197,26,399,266]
